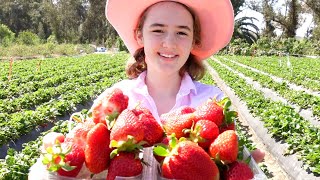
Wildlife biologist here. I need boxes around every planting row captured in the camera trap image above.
[0,54,128,147]
[222,55,320,92]
[218,57,320,120]
[208,58,320,175]
[0,55,125,99]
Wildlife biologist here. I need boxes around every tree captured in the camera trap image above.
[231,0,246,17]
[303,0,320,39]
[0,23,15,46]
[233,17,260,44]
[82,0,115,45]
[247,0,304,38]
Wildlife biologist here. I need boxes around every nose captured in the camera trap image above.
[162,33,177,49]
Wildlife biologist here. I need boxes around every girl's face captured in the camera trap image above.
[136,2,194,76]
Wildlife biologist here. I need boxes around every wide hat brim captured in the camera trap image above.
[106,0,234,61]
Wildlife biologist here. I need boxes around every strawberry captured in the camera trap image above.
[106,152,143,180]
[194,99,224,126]
[186,120,219,150]
[223,161,254,180]
[160,106,195,123]
[132,107,164,146]
[110,109,144,143]
[209,130,238,164]
[218,97,238,132]
[91,88,128,126]
[57,143,85,177]
[109,109,146,155]
[85,123,112,174]
[219,121,235,134]
[42,140,85,178]
[155,137,219,180]
[161,106,195,139]
[65,119,95,150]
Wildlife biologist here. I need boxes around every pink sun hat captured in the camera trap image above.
[106,0,234,61]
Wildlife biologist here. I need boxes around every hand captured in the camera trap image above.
[250,148,265,163]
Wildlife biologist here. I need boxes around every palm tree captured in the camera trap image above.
[233,16,260,45]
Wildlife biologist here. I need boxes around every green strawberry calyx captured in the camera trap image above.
[41,141,76,172]
[110,135,146,159]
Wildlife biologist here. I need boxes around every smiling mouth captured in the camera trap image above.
[158,53,178,59]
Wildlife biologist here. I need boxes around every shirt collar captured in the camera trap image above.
[179,72,197,96]
[133,71,197,96]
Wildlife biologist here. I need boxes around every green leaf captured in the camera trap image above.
[153,146,169,157]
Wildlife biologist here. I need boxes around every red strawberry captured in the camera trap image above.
[223,161,254,180]
[132,107,164,146]
[160,106,195,123]
[209,130,238,164]
[220,121,235,133]
[92,88,128,125]
[187,120,219,150]
[65,119,95,150]
[106,152,143,180]
[42,141,85,178]
[85,123,112,174]
[161,106,195,139]
[57,143,85,177]
[156,139,220,180]
[194,99,224,126]
[110,109,145,144]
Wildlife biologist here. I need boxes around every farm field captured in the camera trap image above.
[0,53,319,179]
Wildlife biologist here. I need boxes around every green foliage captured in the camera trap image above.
[0,44,95,58]
[221,37,320,56]
[116,37,128,52]
[16,31,40,45]
[46,34,58,44]
[0,24,15,47]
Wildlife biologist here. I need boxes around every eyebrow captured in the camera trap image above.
[149,23,192,32]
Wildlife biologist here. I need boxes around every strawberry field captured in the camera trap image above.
[0,53,319,179]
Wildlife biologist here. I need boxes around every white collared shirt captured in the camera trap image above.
[94,71,224,124]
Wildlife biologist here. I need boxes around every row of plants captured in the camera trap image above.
[0,54,128,146]
[0,63,124,112]
[0,69,121,114]
[219,37,320,56]
[223,55,320,91]
[217,57,320,119]
[0,56,123,98]
[208,58,320,175]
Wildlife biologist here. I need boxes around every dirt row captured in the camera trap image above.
[205,59,320,180]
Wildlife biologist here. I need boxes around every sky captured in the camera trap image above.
[236,7,314,38]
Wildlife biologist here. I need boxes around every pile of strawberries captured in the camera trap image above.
[41,88,255,180]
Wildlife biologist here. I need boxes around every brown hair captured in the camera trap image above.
[126,2,205,80]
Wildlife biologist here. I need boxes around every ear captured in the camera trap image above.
[135,30,144,46]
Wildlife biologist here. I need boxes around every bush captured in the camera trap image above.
[0,24,15,47]
[47,34,58,44]
[218,37,320,56]
[16,31,41,45]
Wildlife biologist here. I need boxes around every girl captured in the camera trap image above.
[29,0,264,179]
[99,0,234,121]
